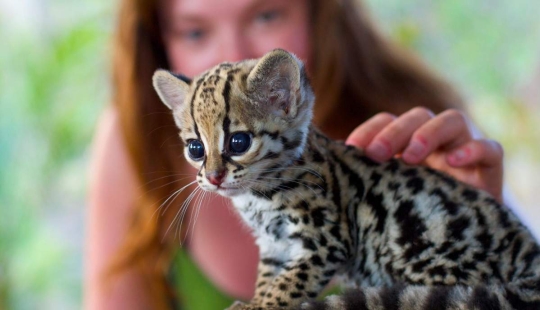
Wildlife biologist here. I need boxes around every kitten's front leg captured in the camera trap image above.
[253,255,339,309]
[226,257,292,310]
[225,300,266,310]
[251,257,284,305]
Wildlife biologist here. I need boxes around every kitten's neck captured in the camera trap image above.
[284,124,334,169]
[302,125,349,161]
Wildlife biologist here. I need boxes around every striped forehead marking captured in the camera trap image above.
[189,64,245,171]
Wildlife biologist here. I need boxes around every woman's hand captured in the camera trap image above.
[345,107,504,202]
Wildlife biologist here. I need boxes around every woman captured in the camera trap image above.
[85,0,505,308]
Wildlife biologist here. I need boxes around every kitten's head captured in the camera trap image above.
[153,49,314,197]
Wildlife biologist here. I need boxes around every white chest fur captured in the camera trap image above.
[231,194,307,262]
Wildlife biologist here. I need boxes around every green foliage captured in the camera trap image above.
[174,250,235,310]
[0,1,112,308]
[366,0,540,96]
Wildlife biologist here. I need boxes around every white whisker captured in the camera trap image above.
[256,176,323,193]
[164,186,201,243]
[186,190,210,245]
[249,166,323,180]
[138,175,195,201]
[154,180,198,219]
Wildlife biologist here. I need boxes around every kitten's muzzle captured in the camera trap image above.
[206,170,227,186]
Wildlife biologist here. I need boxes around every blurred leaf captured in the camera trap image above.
[393,21,421,48]
[0,0,112,308]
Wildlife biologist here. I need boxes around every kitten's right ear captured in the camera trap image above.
[152,70,191,110]
[246,49,303,118]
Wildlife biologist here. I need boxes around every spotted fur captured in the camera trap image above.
[153,49,540,310]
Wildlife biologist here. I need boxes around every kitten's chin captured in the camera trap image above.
[216,187,246,197]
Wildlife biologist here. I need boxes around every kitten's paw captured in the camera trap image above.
[225,301,246,310]
[300,295,343,309]
[225,301,265,310]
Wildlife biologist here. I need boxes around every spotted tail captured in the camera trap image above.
[299,282,540,310]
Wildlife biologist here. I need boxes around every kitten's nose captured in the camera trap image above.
[207,170,226,186]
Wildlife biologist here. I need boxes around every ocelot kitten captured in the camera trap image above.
[152,49,540,310]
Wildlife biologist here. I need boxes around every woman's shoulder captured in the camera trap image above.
[88,105,138,209]
[85,106,153,309]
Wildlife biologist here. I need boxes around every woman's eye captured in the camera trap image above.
[229,132,252,154]
[181,28,206,42]
[187,140,205,160]
[255,9,281,24]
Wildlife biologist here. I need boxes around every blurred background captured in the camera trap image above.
[0,0,538,308]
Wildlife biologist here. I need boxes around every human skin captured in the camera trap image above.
[84,0,504,308]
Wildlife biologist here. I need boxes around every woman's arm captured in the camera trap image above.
[84,106,152,309]
[346,107,504,201]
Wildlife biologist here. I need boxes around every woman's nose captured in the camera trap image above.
[219,30,253,62]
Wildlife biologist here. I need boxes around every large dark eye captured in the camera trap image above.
[229,132,251,154]
[187,139,205,160]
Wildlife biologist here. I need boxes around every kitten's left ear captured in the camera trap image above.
[247,49,304,118]
[152,70,191,110]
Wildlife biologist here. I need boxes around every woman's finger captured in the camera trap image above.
[364,107,435,162]
[446,138,504,168]
[345,112,396,149]
[401,109,472,164]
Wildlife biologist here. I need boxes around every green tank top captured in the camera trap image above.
[170,249,235,310]
[170,250,340,309]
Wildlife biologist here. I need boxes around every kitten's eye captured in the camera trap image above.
[229,132,251,155]
[187,139,205,160]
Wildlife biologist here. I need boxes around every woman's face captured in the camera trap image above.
[160,0,311,77]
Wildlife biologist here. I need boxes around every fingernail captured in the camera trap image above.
[405,141,425,160]
[449,149,467,163]
[366,141,389,160]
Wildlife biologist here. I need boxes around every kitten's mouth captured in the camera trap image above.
[216,186,244,197]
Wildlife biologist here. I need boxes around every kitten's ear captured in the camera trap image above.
[152,70,191,110]
[247,49,303,117]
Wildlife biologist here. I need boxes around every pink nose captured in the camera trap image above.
[207,170,226,186]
